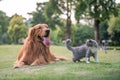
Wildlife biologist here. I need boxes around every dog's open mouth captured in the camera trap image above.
[43,37,51,47]
[43,30,51,47]
[38,36,51,47]
[38,30,51,47]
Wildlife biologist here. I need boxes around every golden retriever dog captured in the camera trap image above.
[14,24,68,68]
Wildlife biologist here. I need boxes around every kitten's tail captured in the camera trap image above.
[64,39,74,51]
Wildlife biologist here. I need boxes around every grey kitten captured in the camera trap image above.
[64,39,99,63]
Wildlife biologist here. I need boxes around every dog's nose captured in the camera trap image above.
[44,29,50,37]
[45,29,50,33]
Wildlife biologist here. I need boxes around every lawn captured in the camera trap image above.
[0,45,120,80]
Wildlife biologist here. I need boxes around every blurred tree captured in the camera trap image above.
[51,26,65,45]
[71,24,94,46]
[28,3,46,26]
[57,0,75,39]
[57,0,73,39]
[75,0,118,44]
[118,3,120,15]
[7,14,27,44]
[108,16,120,45]
[0,11,9,33]
[44,0,63,30]
[28,1,63,30]
[107,3,120,45]
[0,10,9,44]
[99,21,109,41]
[29,0,75,39]
[0,25,2,44]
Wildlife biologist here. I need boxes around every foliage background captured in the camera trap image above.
[0,0,120,46]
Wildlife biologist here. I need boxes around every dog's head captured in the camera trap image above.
[28,24,51,47]
[86,39,98,48]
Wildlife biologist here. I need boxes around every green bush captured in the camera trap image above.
[51,26,65,45]
[51,24,94,46]
[71,24,94,46]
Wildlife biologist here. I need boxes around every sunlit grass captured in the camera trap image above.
[0,45,120,80]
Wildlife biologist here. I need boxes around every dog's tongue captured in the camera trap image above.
[43,37,51,47]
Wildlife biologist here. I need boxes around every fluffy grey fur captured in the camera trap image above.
[64,39,98,63]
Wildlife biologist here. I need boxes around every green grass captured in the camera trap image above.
[0,45,120,80]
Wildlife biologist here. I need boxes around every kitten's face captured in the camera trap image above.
[86,39,97,48]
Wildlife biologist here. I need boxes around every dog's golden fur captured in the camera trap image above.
[14,24,68,68]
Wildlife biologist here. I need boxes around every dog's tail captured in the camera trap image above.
[64,39,74,51]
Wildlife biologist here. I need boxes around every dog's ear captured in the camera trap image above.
[28,27,35,38]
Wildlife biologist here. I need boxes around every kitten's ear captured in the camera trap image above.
[89,39,92,42]
[86,39,89,42]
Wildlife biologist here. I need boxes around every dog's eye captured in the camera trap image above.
[38,27,41,29]
[45,26,48,28]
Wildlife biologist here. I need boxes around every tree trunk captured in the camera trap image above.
[65,0,71,39]
[94,19,100,44]
[66,17,71,39]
